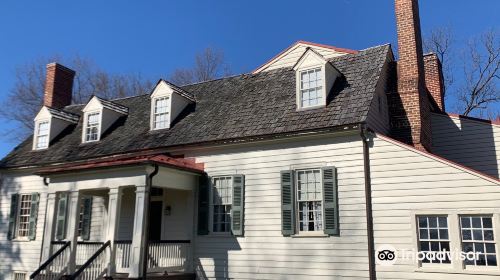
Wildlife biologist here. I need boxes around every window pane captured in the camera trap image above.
[460,215,497,267]
[85,112,100,142]
[212,177,233,233]
[153,97,170,129]
[416,215,450,264]
[296,169,323,232]
[17,194,32,237]
[300,68,323,108]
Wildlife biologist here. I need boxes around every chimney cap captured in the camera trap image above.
[46,62,76,75]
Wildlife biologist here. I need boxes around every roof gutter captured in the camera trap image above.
[141,163,159,279]
[360,124,376,280]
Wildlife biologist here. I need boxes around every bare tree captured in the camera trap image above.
[424,26,454,94]
[424,28,499,117]
[169,47,231,85]
[458,31,500,116]
[0,55,152,139]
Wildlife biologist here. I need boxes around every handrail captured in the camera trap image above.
[68,240,111,280]
[30,241,71,279]
[115,239,190,244]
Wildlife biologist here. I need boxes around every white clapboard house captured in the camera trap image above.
[1,0,499,279]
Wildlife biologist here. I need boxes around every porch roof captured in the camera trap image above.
[35,154,205,175]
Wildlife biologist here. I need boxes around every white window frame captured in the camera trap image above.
[295,65,327,111]
[411,210,500,274]
[460,215,497,267]
[33,120,50,150]
[82,111,101,143]
[15,194,33,240]
[150,95,171,130]
[295,168,324,234]
[416,215,452,265]
[209,176,233,235]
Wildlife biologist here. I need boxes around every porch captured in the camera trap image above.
[31,155,203,280]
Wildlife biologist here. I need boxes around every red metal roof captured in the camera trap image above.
[36,154,204,175]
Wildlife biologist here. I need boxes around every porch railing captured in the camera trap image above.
[76,242,104,266]
[148,240,191,272]
[114,240,191,273]
[67,241,110,280]
[30,241,71,280]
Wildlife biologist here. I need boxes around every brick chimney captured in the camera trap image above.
[43,63,75,109]
[424,53,445,111]
[391,0,432,151]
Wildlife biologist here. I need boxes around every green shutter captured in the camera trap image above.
[322,166,339,235]
[80,197,93,240]
[28,193,40,240]
[281,170,295,236]
[197,174,210,235]
[55,192,68,240]
[231,175,245,236]
[8,194,19,240]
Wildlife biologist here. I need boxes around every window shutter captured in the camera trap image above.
[281,170,295,236]
[28,193,40,240]
[55,192,68,240]
[8,194,19,240]
[197,174,210,235]
[231,175,245,236]
[322,166,339,235]
[81,197,93,241]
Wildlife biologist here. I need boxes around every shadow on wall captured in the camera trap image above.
[432,114,499,178]
[195,237,241,280]
[0,175,23,279]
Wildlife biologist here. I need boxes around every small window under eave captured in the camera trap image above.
[149,80,194,131]
[32,106,79,150]
[81,96,128,143]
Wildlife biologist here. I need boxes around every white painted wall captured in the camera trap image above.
[431,113,500,178]
[370,135,500,279]
[258,43,348,73]
[0,172,46,280]
[162,189,193,240]
[185,134,371,280]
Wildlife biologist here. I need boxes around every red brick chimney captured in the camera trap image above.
[392,0,432,151]
[424,53,445,112]
[43,63,75,109]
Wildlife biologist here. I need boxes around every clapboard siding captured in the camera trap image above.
[431,113,500,178]
[260,44,348,72]
[0,173,46,280]
[371,135,500,280]
[186,134,370,279]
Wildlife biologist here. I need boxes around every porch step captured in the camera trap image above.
[111,272,196,280]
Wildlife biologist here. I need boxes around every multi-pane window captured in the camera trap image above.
[460,216,497,267]
[299,68,323,108]
[17,195,33,238]
[153,97,170,129]
[85,112,100,142]
[212,176,232,233]
[35,121,49,149]
[296,169,323,232]
[417,216,451,263]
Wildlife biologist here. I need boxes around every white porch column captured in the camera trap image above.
[129,185,149,278]
[66,191,81,274]
[106,187,123,276]
[41,192,58,262]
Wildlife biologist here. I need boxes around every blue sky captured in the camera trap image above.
[0,0,498,158]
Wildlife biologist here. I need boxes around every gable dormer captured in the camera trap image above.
[33,106,79,150]
[81,96,128,143]
[293,48,341,110]
[150,80,195,130]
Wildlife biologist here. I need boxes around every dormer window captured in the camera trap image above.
[149,80,195,131]
[81,96,128,144]
[300,68,323,108]
[32,106,79,151]
[293,48,341,111]
[84,112,101,142]
[153,97,170,130]
[34,121,50,150]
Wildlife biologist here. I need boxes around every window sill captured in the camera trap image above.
[11,238,31,242]
[296,104,326,112]
[205,232,233,238]
[292,232,329,238]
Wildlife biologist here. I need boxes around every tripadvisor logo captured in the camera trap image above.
[376,244,397,266]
